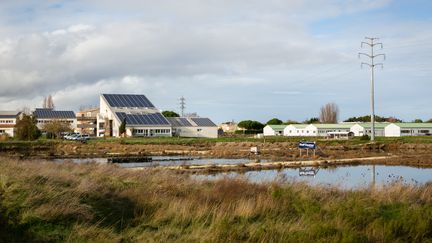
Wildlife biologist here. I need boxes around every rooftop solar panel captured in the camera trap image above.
[191,118,217,127]
[103,94,155,108]
[116,112,170,126]
[166,117,194,127]
[34,109,76,119]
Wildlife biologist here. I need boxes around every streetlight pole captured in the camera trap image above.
[359,37,385,141]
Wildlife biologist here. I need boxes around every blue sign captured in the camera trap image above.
[298,141,316,150]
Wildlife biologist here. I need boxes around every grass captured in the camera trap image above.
[0,158,431,242]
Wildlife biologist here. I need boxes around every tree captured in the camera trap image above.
[284,120,300,124]
[427,118,432,123]
[42,120,72,139]
[344,115,402,123]
[15,114,41,140]
[119,118,126,136]
[303,117,319,124]
[162,110,180,117]
[319,103,339,123]
[413,119,423,123]
[266,118,283,125]
[238,120,264,130]
[42,95,55,109]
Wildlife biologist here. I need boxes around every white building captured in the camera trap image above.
[33,108,77,131]
[284,123,354,137]
[263,125,287,136]
[97,94,172,137]
[0,111,21,137]
[350,123,388,137]
[167,117,218,138]
[284,124,313,136]
[385,123,432,137]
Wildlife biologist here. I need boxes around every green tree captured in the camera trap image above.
[42,120,72,139]
[15,114,41,140]
[427,118,432,123]
[303,117,320,124]
[162,111,180,117]
[238,120,264,130]
[284,120,300,124]
[344,115,401,123]
[413,119,423,123]
[119,118,126,136]
[266,118,283,125]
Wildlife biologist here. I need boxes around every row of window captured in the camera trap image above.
[37,120,74,124]
[401,130,430,134]
[133,129,171,134]
[0,120,14,124]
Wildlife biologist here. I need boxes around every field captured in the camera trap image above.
[1,158,431,242]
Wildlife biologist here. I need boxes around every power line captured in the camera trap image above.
[359,37,386,141]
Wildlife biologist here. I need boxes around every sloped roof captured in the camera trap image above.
[286,124,309,129]
[0,111,21,118]
[34,109,75,119]
[166,117,193,127]
[313,123,354,129]
[391,123,432,128]
[356,122,390,129]
[115,112,170,126]
[102,94,155,108]
[267,125,287,131]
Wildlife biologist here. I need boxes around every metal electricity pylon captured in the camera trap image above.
[359,37,386,141]
[179,96,186,117]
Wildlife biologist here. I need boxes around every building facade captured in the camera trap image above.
[167,117,218,138]
[263,125,287,136]
[33,108,77,131]
[0,111,21,137]
[76,108,99,136]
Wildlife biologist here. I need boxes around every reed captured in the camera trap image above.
[0,158,431,242]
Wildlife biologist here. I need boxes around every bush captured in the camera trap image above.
[360,134,370,141]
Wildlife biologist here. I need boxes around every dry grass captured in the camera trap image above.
[0,158,431,242]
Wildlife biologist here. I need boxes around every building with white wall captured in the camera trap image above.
[350,123,388,137]
[263,125,287,136]
[0,111,21,137]
[284,124,313,136]
[167,117,218,138]
[385,123,432,137]
[97,94,172,137]
[33,108,77,131]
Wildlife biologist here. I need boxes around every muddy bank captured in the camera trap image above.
[1,141,431,163]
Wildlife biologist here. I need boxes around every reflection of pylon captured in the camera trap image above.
[179,96,186,116]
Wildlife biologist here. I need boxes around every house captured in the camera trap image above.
[218,121,238,133]
[385,123,432,137]
[33,108,77,131]
[263,125,287,136]
[313,124,353,137]
[76,108,99,136]
[284,123,353,137]
[97,94,172,137]
[167,117,218,138]
[350,123,389,137]
[0,111,22,137]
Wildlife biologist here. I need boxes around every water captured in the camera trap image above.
[53,156,257,168]
[193,165,432,189]
[52,157,432,189]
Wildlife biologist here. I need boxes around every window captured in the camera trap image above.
[401,130,410,134]
[0,130,4,134]
[197,128,202,132]
[419,130,429,133]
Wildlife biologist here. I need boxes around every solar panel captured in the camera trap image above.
[34,109,75,119]
[103,94,155,108]
[191,118,216,127]
[116,112,170,126]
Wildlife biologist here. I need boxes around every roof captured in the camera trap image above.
[267,125,287,131]
[166,117,193,127]
[286,124,308,129]
[391,123,432,128]
[191,118,217,127]
[0,111,21,119]
[313,124,353,129]
[102,94,155,108]
[34,109,76,119]
[356,122,390,129]
[115,112,170,126]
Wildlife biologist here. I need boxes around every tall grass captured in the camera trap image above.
[0,158,431,242]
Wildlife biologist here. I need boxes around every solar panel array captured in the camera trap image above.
[166,117,193,127]
[34,109,76,119]
[103,94,155,108]
[0,111,20,119]
[191,118,217,127]
[116,112,170,126]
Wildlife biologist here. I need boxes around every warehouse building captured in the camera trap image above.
[284,124,312,136]
[385,123,432,137]
[263,125,287,136]
[167,117,218,138]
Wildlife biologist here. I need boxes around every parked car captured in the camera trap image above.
[65,133,80,140]
[72,134,90,141]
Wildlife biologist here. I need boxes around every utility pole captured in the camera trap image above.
[359,37,385,141]
[179,96,186,117]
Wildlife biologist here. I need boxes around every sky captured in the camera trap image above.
[0,0,431,123]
